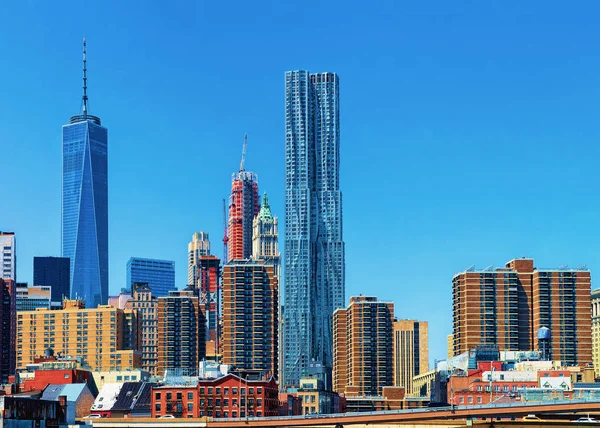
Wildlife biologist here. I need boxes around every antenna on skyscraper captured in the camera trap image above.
[239,133,248,172]
[82,36,88,116]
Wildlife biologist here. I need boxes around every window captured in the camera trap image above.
[188,392,193,400]
[200,388,205,394]
[188,403,193,411]
[117,376,122,381]
[216,387,221,395]
[257,388,262,394]
[224,399,229,407]
[64,374,69,378]
[166,393,172,400]
[224,387,229,395]
[208,387,213,394]
[241,388,245,396]
[155,403,161,411]
[177,392,182,400]
[232,387,238,394]
[257,411,262,417]
[477,397,482,404]
[468,396,473,404]
[459,397,464,404]
[249,387,254,395]
[155,392,161,400]
[256,398,262,406]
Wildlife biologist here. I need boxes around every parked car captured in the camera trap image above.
[85,414,102,419]
[160,414,175,419]
[522,414,543,422]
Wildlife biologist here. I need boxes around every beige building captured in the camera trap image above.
[124,283,157,375]
[447,334,454,360]
[188,232,211,285]
[393,320,428,395]
[333,296,394,396]
[412,369,436,398]
[16,300,141,372]
[592,289,600,377]
[92,369,150,389]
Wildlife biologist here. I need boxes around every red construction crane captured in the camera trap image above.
[222,198,228,263]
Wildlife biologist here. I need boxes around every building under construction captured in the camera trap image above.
[196,255,221,358]
[228,134,259,262]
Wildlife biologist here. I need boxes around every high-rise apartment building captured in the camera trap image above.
[284,70,345,387]
[0,232,16,281]
[33,256,70,303]
[221,260,278,374]
[188,232,211,285]
[333,296,393,396]
[228,135,259,262]
[592,289,600,377]
[157,287,206,376]
[0,279,16,382]
[62,39,108,307]
[16,299,140,371]
[125,282,158,375]
[15,283,52,311]
[392,320,429,396]
[196,255,221,354]
[126,258,175,298]
[452,258,592,366]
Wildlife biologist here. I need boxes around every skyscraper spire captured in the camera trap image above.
[82,36,88,116]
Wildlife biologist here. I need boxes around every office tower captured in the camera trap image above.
[0,279,16,382]
[126,258,175,297]
[62,38,108,307]
[228,134,259,262]
[16,299,140,371]
[0,232,16,281]
[157,286,206,376]
[251,192,282,382]
[447,334,454,360]
[452,258,592,366]
[196,255,221,353]
[252,193,280,278]
[392,320,429,396]
[33,256,70,304]
[15,283,52,311]
[125,282,158,375]
[284,70,345,387]
[333,296,394,396]
[221,260,278,374]
[188,232,211,285]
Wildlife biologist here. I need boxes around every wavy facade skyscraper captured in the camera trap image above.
[61,38,108,307]
[283,70,345,388]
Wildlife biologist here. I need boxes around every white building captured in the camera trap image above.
[0,232,16,281]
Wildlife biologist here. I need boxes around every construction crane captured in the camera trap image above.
[239,133,248,172]
[222,198,228,263]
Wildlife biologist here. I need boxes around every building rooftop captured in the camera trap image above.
[91,383,123,412]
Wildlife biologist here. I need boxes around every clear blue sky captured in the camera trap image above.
[2,1,600,364]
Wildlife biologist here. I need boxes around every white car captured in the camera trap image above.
[85,414,102,419]
[573,417,599,423]
[160,414,175,418]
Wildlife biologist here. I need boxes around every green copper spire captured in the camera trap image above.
[258,192,273,221]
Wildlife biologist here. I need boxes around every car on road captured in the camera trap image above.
[84,414,102,419]
[522,414,543,422]
[573,416,599,423]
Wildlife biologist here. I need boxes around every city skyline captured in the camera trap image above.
[3,1,600,363]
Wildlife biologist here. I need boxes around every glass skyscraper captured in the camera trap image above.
[283,70,345,388]
[126,257,176,298]
[61,38,108,308]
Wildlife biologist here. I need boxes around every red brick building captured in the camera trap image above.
[152,374,278,418]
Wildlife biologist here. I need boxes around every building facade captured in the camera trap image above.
[284,70,345,388]
[221,261,278,374]
[592,289,600,377]
[392,320,429,396]
[157,287,206,376]
[124,283,158,375]
[333,296,394,396]
[452,258,592,366]
[126,257,175,298]
[33,257,70,304]
[0,278,16,382]
[152,374,279,418]
[62,40,108,308]
[196,255,221,356]
[16,299,140,372]
[0,232,16,281]
[16,283,52,312]
[188,232,211,285]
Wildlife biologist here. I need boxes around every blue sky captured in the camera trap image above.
[2,1,599,364]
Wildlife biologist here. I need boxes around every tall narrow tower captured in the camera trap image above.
[284,71,345,388]
[62,38,108,307]
[228,134,259,261]
[188,232,211,285]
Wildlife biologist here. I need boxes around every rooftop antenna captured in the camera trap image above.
[239,133,247,172]
[82,36,88,116]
